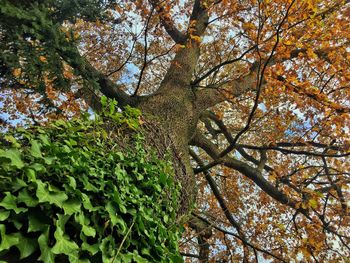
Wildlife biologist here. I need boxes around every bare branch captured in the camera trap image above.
[237,144,350,158]
[190,149,242,232]
[134,8,154,96]
[106,37,137,77]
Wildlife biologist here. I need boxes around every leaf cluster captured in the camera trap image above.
[0,0,116,94]
[0,104,182,262]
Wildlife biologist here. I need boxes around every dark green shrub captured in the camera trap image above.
[0,103,182,262]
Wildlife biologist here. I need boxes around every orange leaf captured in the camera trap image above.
[12,68,22,77]
[39,56,47,63]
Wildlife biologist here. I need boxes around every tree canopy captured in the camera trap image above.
[1,0,350,261]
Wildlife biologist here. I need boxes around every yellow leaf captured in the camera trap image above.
[309,199,318,209]
[175,44,186,51]
[73,32,80,40]
[306,49,317,59]
[191,35,201,43]
[12,68,22,77]
[276,223,285,230]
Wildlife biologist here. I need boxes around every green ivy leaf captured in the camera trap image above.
[51,230,79,255]
[44,156,55,165]
[68,252,84,263]
[100,95,107,108]
[82,224,96,237]
[81,193,95,211]
[119,203,127,214]
[141,248,151,256]
[38,226,55,263]
[0,148,24,169]
[68,176,76,189]
[30,140,42,158]
[137,216,145,233]
[4,135,20,148]
[8,214,23,230]
[106,201,127,234]
[121,253,134,263]
[29,163,46,172]
[163,214,169,224]
[100,236,115,262]
[12,177,28,191]
[0,210,10,221]
[52,216,79,255]
[25,168,36,182]
[133,253,148,263]
[36,180,68,207]
[74,211,96,237]
[28,211,50,232]
[62,199,81,215]
[54,119,68,128]
[38,134,50,146]
[81,240,99,255]
[0,224,19,251]
[16,235,38,259]
[17,188,38,207]
[170,255,184,263]
[0,192,27,214]
[159,172,167,185]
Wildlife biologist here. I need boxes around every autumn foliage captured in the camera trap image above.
[1,0,350,262]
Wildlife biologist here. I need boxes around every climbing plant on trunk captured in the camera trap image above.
[1,0,350,261]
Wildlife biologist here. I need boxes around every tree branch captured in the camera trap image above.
[189,0,209,37]
[58,46,136,109]
[237,144,350,158]
[190,131,302,210]
[192,213,286,262]
[194,73,257,110]
[134,8,154,96]
[190,149,242,232]
[148,0,186,44]
[190,148,287,262]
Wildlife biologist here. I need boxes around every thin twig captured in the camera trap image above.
[111,220,135,263]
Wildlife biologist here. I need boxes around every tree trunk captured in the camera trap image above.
[137,85,201,215]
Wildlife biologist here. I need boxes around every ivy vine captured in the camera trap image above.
[0,101,182,262]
